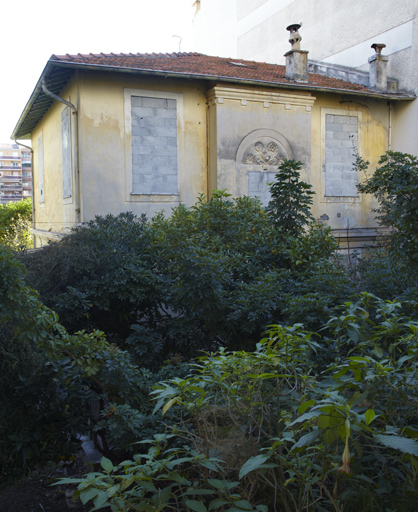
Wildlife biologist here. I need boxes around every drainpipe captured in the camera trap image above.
[14,140,35,247]
[388,101,392,151]
[41,79,81,225]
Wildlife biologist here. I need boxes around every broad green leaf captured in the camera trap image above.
[291,429,322,451]
[323,429,338,445]
[153,486,172,509]
[209,498,229,511]
[207,479,239,491]
[375,434,418,456]
[365,409,375,426]
[239,454,269,479]
[299,399,316,415]
[289,410,320,426]
[100,456,113,474]
[163,396,179,415]
[80,486,98,504]
[138,502,155,512]
[186,499,208,512]
[233,500,253,510]
[92,490,109,510]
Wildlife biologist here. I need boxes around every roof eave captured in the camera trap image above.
[11,61,56,140]
[12,58,415,139]
[48,59,414,101]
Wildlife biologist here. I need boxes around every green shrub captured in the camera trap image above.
[357,151,418,264]
[20,187,349,359]
[65,294,418,512]
[0,198,32,250]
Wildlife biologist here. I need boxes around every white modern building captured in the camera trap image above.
[193,0,418,156]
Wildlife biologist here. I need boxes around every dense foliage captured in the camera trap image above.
[357,151,418,265]
[20,187,349,362]
[61,294,418,511]
[0,198,32,250]
[3,154,418,510]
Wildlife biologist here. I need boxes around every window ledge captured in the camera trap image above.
[129,193,181,203]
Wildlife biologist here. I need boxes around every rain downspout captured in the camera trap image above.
[14,140,35,247]
[388,101,392,151]
[41,79,81,225]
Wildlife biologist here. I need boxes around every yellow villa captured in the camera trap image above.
[11,27,415,248]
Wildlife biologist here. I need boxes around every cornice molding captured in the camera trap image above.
[206,85,316,110]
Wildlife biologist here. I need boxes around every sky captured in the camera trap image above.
[0,0,196,145]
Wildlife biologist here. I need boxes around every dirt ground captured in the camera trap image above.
[0,452,110,512]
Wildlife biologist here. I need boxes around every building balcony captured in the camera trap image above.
[0,166,22,171]
[1,184,22,190]
[1,175,22,180]
[0,195,23,201]
[0,156,21,160]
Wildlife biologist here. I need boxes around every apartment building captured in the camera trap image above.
[0,143,32,203]
[193,0,418,156]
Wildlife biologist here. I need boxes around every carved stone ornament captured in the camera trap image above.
[243,141,285,167]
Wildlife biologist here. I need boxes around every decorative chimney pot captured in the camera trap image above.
[369,43,388,91]
[284,24,309,82]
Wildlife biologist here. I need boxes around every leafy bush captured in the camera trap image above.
[0,198,32,250]
[65,294,418,511]
[357,151,418,264]
[20,185,350,359]
[0,246,172,480]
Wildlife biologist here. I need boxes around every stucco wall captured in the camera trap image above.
[30,69,391,247]
[206,85,314,203]
[77,71,208,221]
[31,75,78,246]
[310,93,389,230]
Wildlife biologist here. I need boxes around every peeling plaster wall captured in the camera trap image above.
[77,71,208,221]
[31,75,78,247]
[206,85,313,203]
[310,93,389,231]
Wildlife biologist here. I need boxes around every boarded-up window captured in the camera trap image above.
[38,135,44,203]
[325,114,358,197]
[61,107,72,198]
[131,96,178,195]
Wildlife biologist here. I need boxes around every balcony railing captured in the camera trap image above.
[1,175,22,180]
[1,184,22,189]
[0,156,21,160]
[0,166,22,171]
[0,195,23,200]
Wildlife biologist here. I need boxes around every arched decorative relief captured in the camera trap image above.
[235,129,294,205]
[242,140,285,168]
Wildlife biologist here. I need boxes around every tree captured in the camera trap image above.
[0,198,32,250]
[266,159,315,236]
[357,151,418,264]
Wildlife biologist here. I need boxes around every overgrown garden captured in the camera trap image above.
[1,154,418,511]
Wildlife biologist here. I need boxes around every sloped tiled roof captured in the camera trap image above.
[12,52,414,140]
[50,52,373,92]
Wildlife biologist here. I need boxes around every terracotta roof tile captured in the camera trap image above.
[12,51,413,140]
[49,52,373,93]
